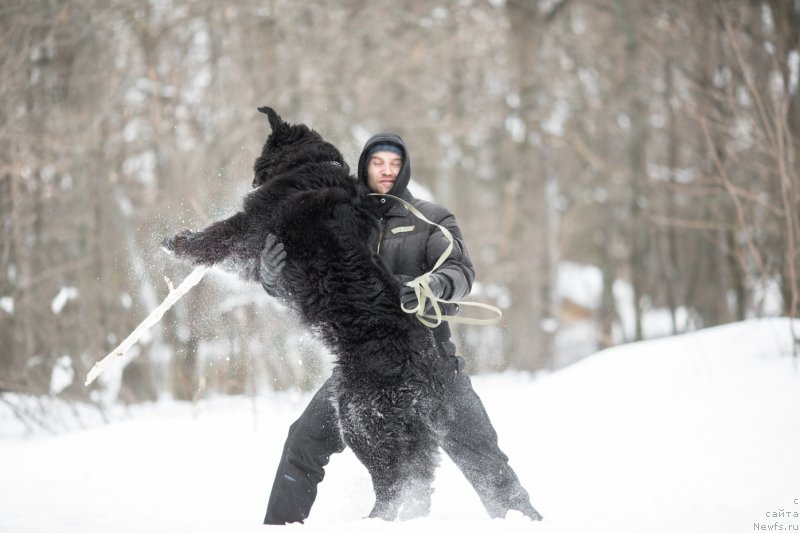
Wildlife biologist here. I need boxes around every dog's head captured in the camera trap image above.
[252,107,349,188]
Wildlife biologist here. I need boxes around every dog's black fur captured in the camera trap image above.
[163,107,445,520]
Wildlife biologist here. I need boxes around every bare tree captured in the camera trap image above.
[2,0,798,419]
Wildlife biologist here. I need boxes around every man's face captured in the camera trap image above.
[366,151,402,194]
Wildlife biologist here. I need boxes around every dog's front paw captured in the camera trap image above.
[161,237,176,255]
[161,229,195,255]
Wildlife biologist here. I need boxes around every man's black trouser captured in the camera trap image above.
[262,349,537,524]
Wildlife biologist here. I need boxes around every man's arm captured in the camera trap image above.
[425,212,475,302]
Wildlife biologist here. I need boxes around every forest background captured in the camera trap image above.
[1,0,798,410]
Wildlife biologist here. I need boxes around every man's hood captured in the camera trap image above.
[357,132,411,198]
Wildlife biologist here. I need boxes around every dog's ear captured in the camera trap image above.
[258,106,285,133]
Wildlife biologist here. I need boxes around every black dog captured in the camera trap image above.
[163,107,445,520]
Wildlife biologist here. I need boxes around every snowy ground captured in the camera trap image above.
[1,318,799,533]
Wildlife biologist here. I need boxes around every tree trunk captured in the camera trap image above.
[504,0,556,371]
[615,0,648,341]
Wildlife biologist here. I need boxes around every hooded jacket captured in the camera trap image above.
[358,133,475,346]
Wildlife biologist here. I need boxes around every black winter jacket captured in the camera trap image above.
[358,133,476,346]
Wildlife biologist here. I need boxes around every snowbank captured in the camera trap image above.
[1,318,798,533]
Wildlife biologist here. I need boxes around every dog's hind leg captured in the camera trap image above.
[367,468,404,521]
[397,477,433,521]
[397,447,439,520]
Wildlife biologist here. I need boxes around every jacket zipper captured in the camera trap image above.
[376,218,384,255]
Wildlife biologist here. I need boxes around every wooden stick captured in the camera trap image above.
[85,265,210,387]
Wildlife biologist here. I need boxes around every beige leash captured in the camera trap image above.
[369,193,503,328]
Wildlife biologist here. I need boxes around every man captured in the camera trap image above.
[260,133,542,524]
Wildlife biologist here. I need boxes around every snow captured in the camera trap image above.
[554,261,695,367]
[557,261,602,309]
[407,179,433,202]
[1,318,799,533]
[50,286,78,314]
[49,355,74,395]
[0,295,13,314]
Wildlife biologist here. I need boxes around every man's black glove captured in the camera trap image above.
[259,234,286,297]
[399,272,451,313]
